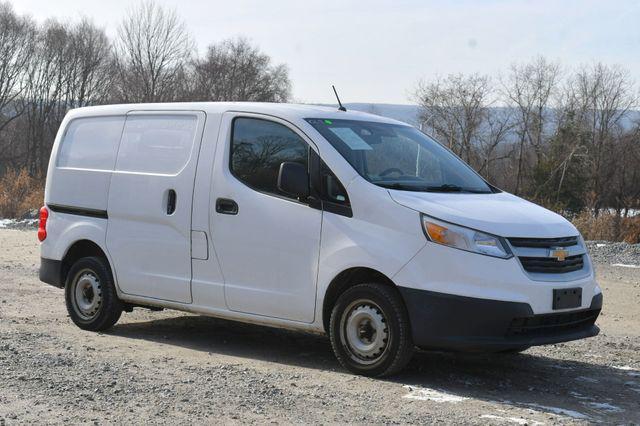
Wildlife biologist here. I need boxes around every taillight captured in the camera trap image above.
[38,206,48,242]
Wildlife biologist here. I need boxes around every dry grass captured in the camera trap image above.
[572,211,640,244]
[0,168,44,218]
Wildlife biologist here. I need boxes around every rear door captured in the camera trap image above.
[106,111,205,303]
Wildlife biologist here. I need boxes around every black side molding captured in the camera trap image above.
[40,257,64,288]
[48,204,108,219]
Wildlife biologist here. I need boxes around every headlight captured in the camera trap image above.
[421,214,511,259]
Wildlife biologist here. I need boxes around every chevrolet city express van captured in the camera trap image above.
[38,103,602,376]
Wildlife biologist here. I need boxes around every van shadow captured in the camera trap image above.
[110,314,639,422]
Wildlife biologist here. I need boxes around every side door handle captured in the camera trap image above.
[166,189,177,215]
[216,198,238,215]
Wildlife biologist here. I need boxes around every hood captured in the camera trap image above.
[388,190,577,238]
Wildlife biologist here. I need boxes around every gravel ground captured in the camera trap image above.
[586,241,640,266]
[1,228,639,424]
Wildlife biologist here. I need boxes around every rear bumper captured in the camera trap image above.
[399,287,602,352]
[39,257,64,288]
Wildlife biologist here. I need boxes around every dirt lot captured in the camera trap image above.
[1,228,639,424]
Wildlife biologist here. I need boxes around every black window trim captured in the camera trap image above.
[229,115,312,206]
[228,114,352,217]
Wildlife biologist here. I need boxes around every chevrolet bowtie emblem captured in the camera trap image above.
[549,248,569,261]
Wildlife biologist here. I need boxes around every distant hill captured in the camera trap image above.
[318,103,640,131]
[341,103,422,126]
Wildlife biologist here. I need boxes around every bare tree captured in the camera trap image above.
[190,38,291,102]
[19,20,72,174]
[64,18,114,108]
[566,63,637,213]
[112,0,194,102]
[501,57,561,194]
[414,73,491,165]
[0,2,36,135]
[476,107,514,182]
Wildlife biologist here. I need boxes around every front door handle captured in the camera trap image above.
[215,198,238,215]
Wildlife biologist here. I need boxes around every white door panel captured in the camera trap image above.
[106,111,205,303]
[211,113,321,323]
[215,183,321,322]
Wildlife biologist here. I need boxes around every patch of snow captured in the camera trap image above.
[585,402,623,413]
[0,218,38,230]
[524,403,590,420]
[402,385,468,403]
[612,263,640,268]
[596,243,608,247]
[480,414,543,425]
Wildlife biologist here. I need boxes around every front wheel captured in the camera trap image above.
[65,256,123,331]
[329,283,414,377]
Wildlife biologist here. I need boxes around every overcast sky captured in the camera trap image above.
[10,0,640,104]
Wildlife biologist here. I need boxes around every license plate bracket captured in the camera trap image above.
[553,287,582,310]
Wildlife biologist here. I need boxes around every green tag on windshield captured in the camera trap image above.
[324,119,332,125]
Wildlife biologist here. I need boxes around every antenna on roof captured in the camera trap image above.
[332,85,347,112]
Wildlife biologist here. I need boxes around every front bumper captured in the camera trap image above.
[399,287,602,352]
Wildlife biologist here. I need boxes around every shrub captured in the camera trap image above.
[572,211,640,243]
[0,168,44,218]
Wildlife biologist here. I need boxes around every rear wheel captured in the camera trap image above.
[329,283,414,377]
[65,256,123,331]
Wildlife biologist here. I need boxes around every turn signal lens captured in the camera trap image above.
[425,222,447,244]
[421,214,511,258]
[37,206,48,242]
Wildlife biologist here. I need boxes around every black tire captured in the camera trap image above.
[329,283,414,377]
[65,256,123,331]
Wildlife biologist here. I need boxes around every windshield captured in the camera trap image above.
[306,118,494,193]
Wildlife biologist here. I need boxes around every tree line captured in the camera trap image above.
[0,0,638,235]
[414,57,640,217]
[0,0,291,177]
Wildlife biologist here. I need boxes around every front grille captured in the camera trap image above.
[519,254,584,273]
[508,236,578,248]
[507,308,599,337]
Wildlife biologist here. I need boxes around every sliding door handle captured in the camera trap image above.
[215,198,238,215]
[166,189,177,215]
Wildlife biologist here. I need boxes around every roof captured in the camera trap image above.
[64,102,410,126]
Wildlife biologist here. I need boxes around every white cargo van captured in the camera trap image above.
[38,103,602,376]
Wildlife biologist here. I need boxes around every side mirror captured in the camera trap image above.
[278,162,310,199]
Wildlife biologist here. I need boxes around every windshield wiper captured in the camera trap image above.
[426,184,464,192]
[426,184,491,193]
[374,182,412,190]
[375,182,491,193]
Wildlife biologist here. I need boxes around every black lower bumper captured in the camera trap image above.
[399,287,602,352]
[39,257,64,288]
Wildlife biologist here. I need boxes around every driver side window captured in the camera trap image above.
[230,117,309,199]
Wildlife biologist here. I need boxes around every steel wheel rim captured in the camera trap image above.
[340,299,390,365]
[72,269,103,320]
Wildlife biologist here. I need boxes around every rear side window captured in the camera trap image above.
[231,117,309,198]
[57,116,125,170]
[116,115,198,175]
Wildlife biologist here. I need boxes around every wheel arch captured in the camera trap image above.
[61,239,111,286]
[321,267,397,333]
